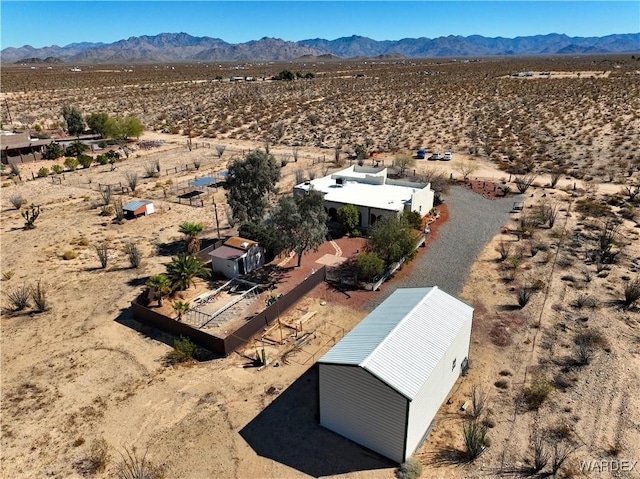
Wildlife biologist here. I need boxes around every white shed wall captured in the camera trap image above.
[211,256,239,279]
[405,316,472,457]
[319,364,408,463]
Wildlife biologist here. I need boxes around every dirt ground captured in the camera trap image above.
[2,93,640,479]
[2,131,640,479]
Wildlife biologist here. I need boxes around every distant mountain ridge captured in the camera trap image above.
[3,32,639,63]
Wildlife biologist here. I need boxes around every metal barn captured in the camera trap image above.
[318,287,473,463]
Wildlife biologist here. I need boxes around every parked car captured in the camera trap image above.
[443,152,453,161]
[428,152,441,161]
[417,149,426,159]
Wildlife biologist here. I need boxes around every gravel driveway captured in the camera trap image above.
[368,186,521,308]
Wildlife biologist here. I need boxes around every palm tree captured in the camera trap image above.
[146,274,172,306]
[178,222,204,254]
[165,253,210,292]
[172,300,190,321]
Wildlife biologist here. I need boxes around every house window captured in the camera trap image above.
[452,358,457,371]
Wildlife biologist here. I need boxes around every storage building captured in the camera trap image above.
[318,287,473,463]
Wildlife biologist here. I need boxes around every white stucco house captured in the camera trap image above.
[318,287,473,463]
[293,165,434,229]
[209,236,264,279]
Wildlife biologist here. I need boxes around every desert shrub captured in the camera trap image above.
[87,438,110,474]
[522,373,552,410]
[463,418,488,461]
[574,198,612,218]
[494,379,509,389]
[63,157,79,171]
[574,341,593,366]
[517,286,533,308]
[470,385,487,419]
[51,164,64,174]
[115,447,164,479]
[112,199,125,222]
[496,240,511,261]
[100,187,112,206]
[21,204,41,229]
[514,173,537,193]
[31,280,48,312]
[170,336,198,363]
[9,193,24,210]
[124,171,139,192]
[308,169,316,180]
[294,168,305,184]
[62,250,78,260]
[215,144,226,158]
[124,240,142,268]
[572,294,598,309]
[356,252,385,282]
[529,430,549,472]
[396,457,422,479]
[95,241,110,269]
[2,270,14,281]
[37,167,49,178]
[6,283,31,311]
[77,154,93,168]
[623,277,640,308]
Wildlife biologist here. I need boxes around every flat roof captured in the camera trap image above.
[296,169,425,212]
[210,245,244,260]
[123,200,152,211]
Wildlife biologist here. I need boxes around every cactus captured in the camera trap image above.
[21,204,41,229]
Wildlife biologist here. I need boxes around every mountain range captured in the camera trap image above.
[2,32,639,63]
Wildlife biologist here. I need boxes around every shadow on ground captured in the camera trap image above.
[239,365,393,477]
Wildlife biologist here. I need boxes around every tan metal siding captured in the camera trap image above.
[319,364,408,463]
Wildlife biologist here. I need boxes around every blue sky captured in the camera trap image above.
[1,1,638,49]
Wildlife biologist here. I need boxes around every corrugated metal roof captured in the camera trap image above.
[123,200,152,211]
[318,287,473,400]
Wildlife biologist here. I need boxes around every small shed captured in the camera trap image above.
[318,287,473,463]
[210,237,264,279]
[123,200,155,219]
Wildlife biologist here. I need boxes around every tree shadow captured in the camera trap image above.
[239,366,394,477]
[497,304,522,312]
[155,239,185,257]
[422,445,468,467]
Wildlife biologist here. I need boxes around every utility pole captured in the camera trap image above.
[213,200,221,239]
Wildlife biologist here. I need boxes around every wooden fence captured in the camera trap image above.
[130,265,327,356]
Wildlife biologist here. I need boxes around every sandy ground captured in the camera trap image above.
[2,130,639,479]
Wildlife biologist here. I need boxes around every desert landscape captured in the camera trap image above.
[1,55,640,479]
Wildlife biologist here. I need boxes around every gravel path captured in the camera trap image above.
[368,186,521,309]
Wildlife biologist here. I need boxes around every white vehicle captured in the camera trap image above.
[443,152,452,161]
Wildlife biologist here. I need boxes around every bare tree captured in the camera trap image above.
[514,173,537,194]
[100,187,112,206]
[95,241,110,269]
[457,160,478,181]
[124,172,139,192]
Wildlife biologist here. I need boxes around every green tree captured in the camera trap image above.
[178,222,204,254]
[238,222,283,262]
[61,105,85,137]
[165,254,210,292]
[77,154,93,169]
[270,189,328,267]
[105,116,144,140]
[86,112,110,138]
[337,204,359,234]
[65,140,89,157]
[225,150,280,223]
[367,215,418,267]
[402,210,423,230]
[146,274,172,306]
[356,252,385,281]
[42,142,64,160]
[276,70,296,81]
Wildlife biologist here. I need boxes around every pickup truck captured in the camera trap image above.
[428,152,441,161]
[443,152,453,161]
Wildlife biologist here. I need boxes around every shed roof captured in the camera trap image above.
[209,245,245,260]
[224,236,257,251]
[123,200,152,211]
[318,287,473,400]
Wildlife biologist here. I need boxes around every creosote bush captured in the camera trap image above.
[124,240,142,268]
[95,241,110,269]
[169,336,198,363]
[522,373,552,410]
[623,277,640,308]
